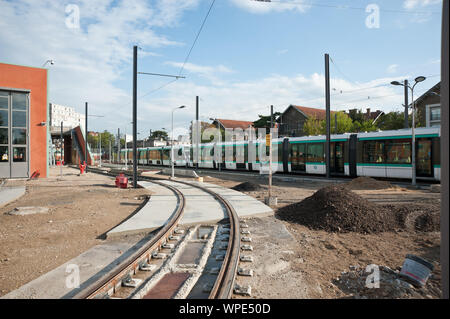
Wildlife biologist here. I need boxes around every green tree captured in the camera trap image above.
[352,120,378,132]
[151,130,168,140]
[304,112,354,135]
[303,115,323,135]
[376,111,407,131]
[253,112,281,129]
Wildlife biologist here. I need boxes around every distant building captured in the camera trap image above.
[211,119,254,131]
[277,105,327,137]
[49,103,85,133]
[415,82,441,127]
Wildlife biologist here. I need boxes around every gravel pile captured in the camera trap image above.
[232,181,265,192]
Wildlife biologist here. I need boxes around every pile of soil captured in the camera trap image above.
[384,203,440,232]
[232,181,265,192]
[345,177,396,190]
[276,185,396,234]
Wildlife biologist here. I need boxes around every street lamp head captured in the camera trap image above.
[415,76,426,83]
[179,105,186,109]
[391,81,402,86]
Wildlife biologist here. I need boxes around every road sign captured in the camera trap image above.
[266,134,271,147]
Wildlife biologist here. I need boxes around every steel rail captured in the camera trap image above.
[137,175,241,299]
[72,172,186,299]
[75,167,240,299]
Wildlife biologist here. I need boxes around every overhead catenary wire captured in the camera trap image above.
[178,0,217,77]
[250,0,441,15]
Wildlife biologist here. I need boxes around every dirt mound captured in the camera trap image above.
[345,177,396,190]
[383,203,440,232]
[276,185,396,234]
[232,182,264,192]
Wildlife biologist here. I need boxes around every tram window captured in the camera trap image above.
[307,143,324,163]
[385,139,411,164]
[363,141,385,163]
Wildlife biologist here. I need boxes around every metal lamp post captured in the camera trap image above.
[171,106,186,178]
[391,76,426,186]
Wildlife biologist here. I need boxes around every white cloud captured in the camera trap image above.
[229,0,309,14]
[137,73,409,135]
[403,0,441,9]
[277,49,289,55]
[164,61,233,84]
[0,0,198,129]
[386,64,398,74]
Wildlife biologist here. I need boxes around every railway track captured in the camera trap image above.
[72,166,240,299]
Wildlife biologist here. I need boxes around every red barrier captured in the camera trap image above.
[79,161,87,174]
[115,173,128,188]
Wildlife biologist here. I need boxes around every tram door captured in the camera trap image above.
[416,138,433,177]
[290,143,306,172]
[330,142,344,174]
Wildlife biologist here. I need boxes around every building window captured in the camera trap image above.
[426,104,441,127]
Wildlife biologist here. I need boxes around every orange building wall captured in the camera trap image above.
[0,63,48,178]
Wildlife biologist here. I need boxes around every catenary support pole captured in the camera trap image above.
[325,54,331,178]
[132,45,138,188]
[404,79,409,128]
[196,96,199,168]
[60,121,63,179]
[440,0,449,299]
[85,102,88,172]
[118,128,121,164]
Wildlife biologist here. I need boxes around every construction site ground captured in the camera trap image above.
[0,167,151,297]
[201,174,441,299]
[0,166,442,299]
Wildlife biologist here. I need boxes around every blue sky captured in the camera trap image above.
[0,0,443,137]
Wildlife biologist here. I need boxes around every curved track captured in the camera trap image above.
[72,167,240,299]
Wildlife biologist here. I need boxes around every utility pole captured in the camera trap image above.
[109,137,112,164]
[85,102,88,172]
[325,54,331,178]
[132,45,138,188]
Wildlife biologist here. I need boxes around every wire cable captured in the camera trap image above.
[178,0,216,76]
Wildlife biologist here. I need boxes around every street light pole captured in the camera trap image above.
[391,76,426,186]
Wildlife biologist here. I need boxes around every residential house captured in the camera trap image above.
[415,82,441,127]
[276,105,327,137]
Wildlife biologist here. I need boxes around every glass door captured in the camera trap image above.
[10,92,29,178]
[0,91,9,178]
